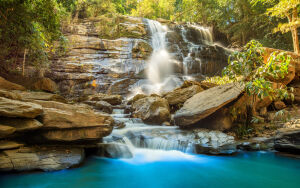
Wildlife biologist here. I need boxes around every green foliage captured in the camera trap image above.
[223,40,292,102]
[0,0,66,69]
[233,124,254,139]
[204,76,234,85]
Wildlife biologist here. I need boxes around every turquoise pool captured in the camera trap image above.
[1,150,299,188]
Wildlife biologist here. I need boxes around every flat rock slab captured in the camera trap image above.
[174,83,243,127]
[0,141,24,150]
[0,147,84,172]
[0,89,22,100]
[0,118,43,132]
[14,91,66,103]
[0,97,43,118]
[43,126,113,142]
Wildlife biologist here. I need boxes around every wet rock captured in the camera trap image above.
[132,40,153,59]
[0,97,43,118]
[131,96,170,124]
[114,120,126,129]
[0,147,84,172]
[174,83,243,127]
[106,78,137,96]
[85,101,113,114]
[0,118,43,132]
[97,143,133,159]
[127,94,147,105]
[0,141,24,150]
[163,84,203,106]
[32,78,57,93]
[0,125,16,138]
[194,130,236,155]
[0,77,25,91]
[238,137,274,151]
[86,93,123,105]
[275,129,300,154]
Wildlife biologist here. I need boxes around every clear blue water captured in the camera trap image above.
[1,150,300,188]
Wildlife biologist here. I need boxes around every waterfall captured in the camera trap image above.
[181,24,214,76]
[145,19,182,94]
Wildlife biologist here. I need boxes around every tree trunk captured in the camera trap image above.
[22,49,27,77]
[291,8,300,54]
[291,27,300,54]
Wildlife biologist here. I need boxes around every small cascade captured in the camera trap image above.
[102,108,236,159]
[180,24,216,76]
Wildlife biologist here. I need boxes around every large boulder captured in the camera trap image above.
[275,129,300,154]
[32,78,57,93]
[31,100,114,142]
[0,147,84,171]
[0,77,25,91]
[0,97,43,118]
[174,83,243,127]
[131,96,170,124]
[193,108,233,130]
[42,107,113,129]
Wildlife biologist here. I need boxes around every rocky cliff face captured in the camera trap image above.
[47,16,229,98]
[0,77,114,172]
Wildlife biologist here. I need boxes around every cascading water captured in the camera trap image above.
[181,24,215,76]
[128,19,229,97]
[128,19,183,96]
[111,19,233,159]
[102,108,236,159]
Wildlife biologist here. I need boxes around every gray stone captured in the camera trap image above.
[131,96,170,124]
[0,147,84,172]
[275,129,300,154]
[174,83,243,127]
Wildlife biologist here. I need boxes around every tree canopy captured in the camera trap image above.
[0,0,298,70]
